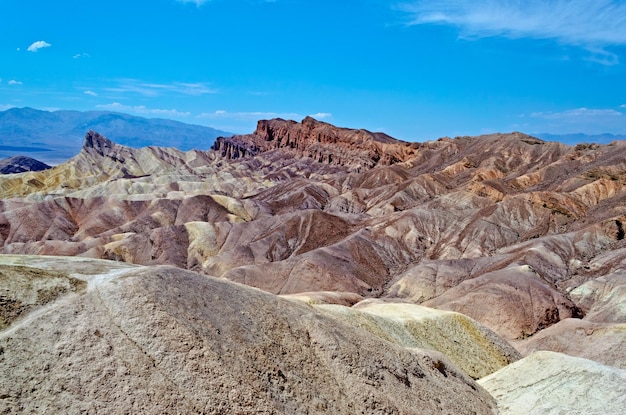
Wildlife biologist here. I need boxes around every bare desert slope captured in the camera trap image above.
[0,118,625,351]
[0,256,498,414]
[478,351,626,415]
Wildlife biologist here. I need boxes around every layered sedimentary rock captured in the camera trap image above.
[309,299,521,379]
[212,116,419,171]
[0,118,625,359]
[0,256,498,414]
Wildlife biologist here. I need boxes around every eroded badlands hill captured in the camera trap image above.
[0,118,625,365]
[0,256,498,414]
[212,116,419,170]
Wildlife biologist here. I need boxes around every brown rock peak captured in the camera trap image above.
[83,130,115,155]
[213,117,419,170]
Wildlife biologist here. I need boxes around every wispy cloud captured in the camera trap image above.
[176,0,209,6]
[400,1,626,63]
[530,108,623,120]
[620,104,626,109]
[199,110,302,121]
[84,90,98,96]
[0,104,16,111]
[96,102,191,117]
[27,40,52,52]
[525,106,625,134]
[310,112,332,119]
[583,47,620,66]
[198,110,331,121]
[73,52,90,59]
[105,79,216,97]
[8,80,23,85]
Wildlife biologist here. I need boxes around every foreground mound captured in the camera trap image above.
[0,256,497,414]
[478,351,626,415]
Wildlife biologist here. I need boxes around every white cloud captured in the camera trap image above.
[96,102,191,117]
[400,1,626,63]
[620,104,626,108]
[196,110,331,134]
[177,0,209,6]
[526,107,625,134]
[0,104,16,111]
[310,112,332,119]
[73,52,90,59]
[530,108,622,120]
[199,110,307,121]
[84,90,98,96]
[27,40,52,52]
[8,80,23,85]
[105,79,216,97]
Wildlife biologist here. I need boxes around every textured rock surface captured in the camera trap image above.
[0,264,85,329]
[0,256,498,414]
[0,119,625,357]
[212,116,419,171]
[312,299,521,379]
[478,351,626,415]
[513,318,626,369]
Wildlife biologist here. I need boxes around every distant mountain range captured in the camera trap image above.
[2,107,624,165]
[0,107,231,164]
[0,156,51,174]
[533,132,626,145]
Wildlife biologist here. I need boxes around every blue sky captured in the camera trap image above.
[1,0,626,141]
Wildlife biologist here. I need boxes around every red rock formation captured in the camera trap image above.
[212,116,419,171]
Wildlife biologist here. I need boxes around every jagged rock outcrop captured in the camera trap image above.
[0,256,498,414]
[0,156,51,174]
[0,130,266,199]
[212,117,419,171]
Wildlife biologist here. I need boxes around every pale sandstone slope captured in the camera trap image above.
[309,299,521,379]
[478,351,626,415]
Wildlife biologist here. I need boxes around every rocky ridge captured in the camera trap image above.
[212,116,419,171]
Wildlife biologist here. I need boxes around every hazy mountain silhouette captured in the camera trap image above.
[0,107,231,164]
[534,132,626,145]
